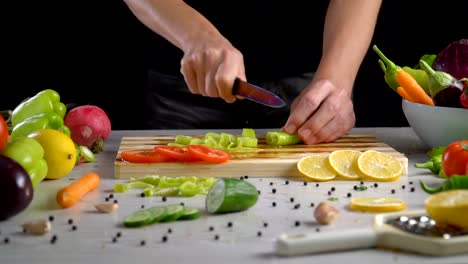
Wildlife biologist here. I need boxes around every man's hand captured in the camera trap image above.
[283,79,355,144]
[180,33,246,103]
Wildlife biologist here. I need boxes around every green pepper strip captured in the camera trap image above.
[420,175,468,194]
[266,131,302,146]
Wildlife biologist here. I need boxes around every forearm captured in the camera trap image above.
[123,0,224,52]
[315,0,382,93]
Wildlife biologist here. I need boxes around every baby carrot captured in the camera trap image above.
[56,171,100,208]
[396,70,435,106]
[396,86,413,102]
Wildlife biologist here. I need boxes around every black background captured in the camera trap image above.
[2,1,466,130]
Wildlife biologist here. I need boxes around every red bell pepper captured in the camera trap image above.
[461,78,468,108]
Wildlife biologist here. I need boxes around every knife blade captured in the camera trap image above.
[232,78,286,108]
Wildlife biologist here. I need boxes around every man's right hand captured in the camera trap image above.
[180,32,246,103]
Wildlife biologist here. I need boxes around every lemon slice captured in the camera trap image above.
[328,150,362,180]
[357,150,402,182]
[425,190,468,229]
[297,155,336,181]
[349,197,406,213]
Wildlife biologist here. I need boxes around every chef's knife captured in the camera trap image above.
[232,78,286,108]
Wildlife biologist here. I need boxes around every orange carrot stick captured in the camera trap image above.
[396,70,435,106]
[396,86,413,102]
[56,172,100,208]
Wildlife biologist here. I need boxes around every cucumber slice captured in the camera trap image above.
[206,178,259,214]
[178,207,201,220]
[124,209,154,227]
[147,206,168,224]
[161,204,185,222]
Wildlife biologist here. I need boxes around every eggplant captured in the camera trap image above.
[0,155,34,221]
[433,85,463,108]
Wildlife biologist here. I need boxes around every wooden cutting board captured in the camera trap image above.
[114,134,408,179]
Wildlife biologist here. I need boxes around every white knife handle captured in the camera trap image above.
[275,228,377,256]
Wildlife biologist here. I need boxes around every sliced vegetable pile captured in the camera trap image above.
[124,204,201,228]
[114,175,216,197]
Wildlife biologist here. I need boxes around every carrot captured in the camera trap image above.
[396,86,413,102]
[396,70,435,106]
[56,172,100,208]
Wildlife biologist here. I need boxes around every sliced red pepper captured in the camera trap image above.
[120,149,173,163]
[154,145,198,161]
[187,145,231,163]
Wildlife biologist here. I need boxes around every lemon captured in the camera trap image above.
[28,129,77,180]
[328,150,362,180]
[357,150,402,182]
[425,190,468,229]
[297,154,336,181]
[349,197,406,213]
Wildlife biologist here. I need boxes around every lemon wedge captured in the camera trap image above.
[349,197,406,213]
[328,150,362,180]
[297,155,336,182]
[425,189,468,229]
[357,150,402,182]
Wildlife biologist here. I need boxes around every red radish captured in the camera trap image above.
[64,105,111,153]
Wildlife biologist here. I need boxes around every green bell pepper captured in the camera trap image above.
[1,137,48,187]
[11,89,66,127]
[10,112,70,139]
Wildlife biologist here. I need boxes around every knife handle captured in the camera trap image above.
[232,77,241,96]
[275,228,377,256]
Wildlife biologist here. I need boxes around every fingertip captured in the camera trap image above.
[284,124,296,134]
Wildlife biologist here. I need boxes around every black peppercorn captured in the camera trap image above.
[285,180,289,185]
[140,240,146,246]
[347,192,352,198]
[294,221,300,227]
[373,183,378,188]
[72,225,77,231]
[263,222,268,228]
[272,202,277,207]
[162,236,168,242]
[410,187,415,192]
[209,226,214,231]
[402,185,406,189]
[167,228,172,234]
[391,189,396,194]
[105,197,110,201]
[290,197,294,203]
[214,234,219,240]
[310,202,315,207]
[109,194,114,199]
[303,182,308,186]
[272,188,277,194]
[270,182,274,186]
[162,197,167,202]
[257,231,262,237]
[116,232,122,238]
[331,187,336,192]
[112,237,118,243]
[68,219,73,225]
[49,215,55,222]
[227,222,233,228]
[294,204,300,209]
[4,237,9,244]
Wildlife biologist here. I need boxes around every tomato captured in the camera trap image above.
[442,140,468,178]
[0,115,8,152]
[121,149,172,163]
[187,145,231,163]
[154,146,196,161]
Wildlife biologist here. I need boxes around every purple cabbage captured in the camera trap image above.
[433,39,468,80]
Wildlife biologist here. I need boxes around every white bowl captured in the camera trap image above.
[402,99,468,148]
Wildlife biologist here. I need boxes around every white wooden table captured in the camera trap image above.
[1,127,466,264]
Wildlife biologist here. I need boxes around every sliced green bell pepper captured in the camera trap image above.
[11,89,66,127]
[10,112,70,139]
